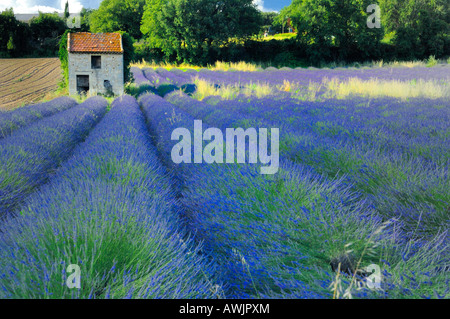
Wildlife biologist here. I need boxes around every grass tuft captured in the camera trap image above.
[324,77,449,100]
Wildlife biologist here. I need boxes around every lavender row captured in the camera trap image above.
[154,68,192,87]
[205,95,450,166]
[139,93,449,299]
[0,96,78,139]
[142,68,172,86]
[0,96,107,218]
[130,67,152,86]
[0,95,219,299]
[165,93,449,237]
[186,66,450,86]
[132,66,449,93]
[139,93,350,297]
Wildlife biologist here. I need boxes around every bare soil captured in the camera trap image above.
[0,58,61,110]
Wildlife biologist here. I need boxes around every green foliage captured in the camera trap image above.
[59,30,69,88]
[64,1,70,20]
[380,0,449,59]
[260,11,281,34]
[140,0,167,48]
[239,38,307,66]
[6,36,14,51]
[273,51,299,68]
[117,31,136,83]
[78,8,94,32]
[1,0,447,66]
[30,12,67,57]
[0,8,16,53]
[0,8,31,57]
[426,55,438,67]
[286,0,384,62]
[90,0,146,39]
[155,0,262,65]
[134,39,164,62]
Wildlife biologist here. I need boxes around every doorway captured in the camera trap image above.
[76,75,89,94]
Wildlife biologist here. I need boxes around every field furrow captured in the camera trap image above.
[0,58,61,110]
[139,92,449,299]
[0,95,219,299]
[0,96,107,218]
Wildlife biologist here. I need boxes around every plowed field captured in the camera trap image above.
[0,58,61,110]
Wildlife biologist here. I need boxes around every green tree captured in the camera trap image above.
[140,0,168,47]
[284,0,384,62]
[117,31,136,83]
[12,21,31,56]
[64,1,70,20]
[0,8,31,57]
[260,11,281,34]
[274,8,292,33]
[0,9,16,54]
[380,0,449,59]
[90,0,146,39]
[155,0,261,64]
[71,8,94,32]
[30,12,67,56]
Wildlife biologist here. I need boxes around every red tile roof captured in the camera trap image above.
[68,32,123,54]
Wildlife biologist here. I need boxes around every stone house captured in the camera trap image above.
[68,32,124,96]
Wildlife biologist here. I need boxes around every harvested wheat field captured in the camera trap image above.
[0,58,61,110]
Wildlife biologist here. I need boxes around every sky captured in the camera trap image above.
[1,0,292,14]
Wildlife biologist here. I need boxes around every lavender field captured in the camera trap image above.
[0,65,449,299]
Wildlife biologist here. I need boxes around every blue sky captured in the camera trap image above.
[255,0,291,12]
[1,0,291,14]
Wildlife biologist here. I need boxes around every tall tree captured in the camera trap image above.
[0,8,16,54]
[0,8,31,57]
[260,11,281,34]
[90,0,146,39]
[117,31,136,83]
[64,1,70,20]
[154,0,261,64]
[30,12,67,56]
[284,0,384,61]
[379,0,449,59]
[140,0,167,47]
[79,8,94,32]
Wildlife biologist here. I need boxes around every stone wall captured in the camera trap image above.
[68,53,124,96]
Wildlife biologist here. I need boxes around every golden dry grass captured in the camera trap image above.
[132,58,447,74]
[324,77,449,100]
[208,61,261,72]
[132,60,262,72]
[192,77,273,100]
[375,60,427,68]
[192,75,449,101]
[131,59,201,71]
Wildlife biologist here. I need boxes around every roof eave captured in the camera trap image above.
[68,51,124,54]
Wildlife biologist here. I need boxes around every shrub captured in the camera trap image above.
[426,55,438,68]
[273,51,298,68]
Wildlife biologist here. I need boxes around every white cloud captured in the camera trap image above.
[0,0,83,13]
[60,0,83,13]
[253,0,277,13]
[253,0,265,11]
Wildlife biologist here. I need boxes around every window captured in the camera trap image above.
[91,56,101,69]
